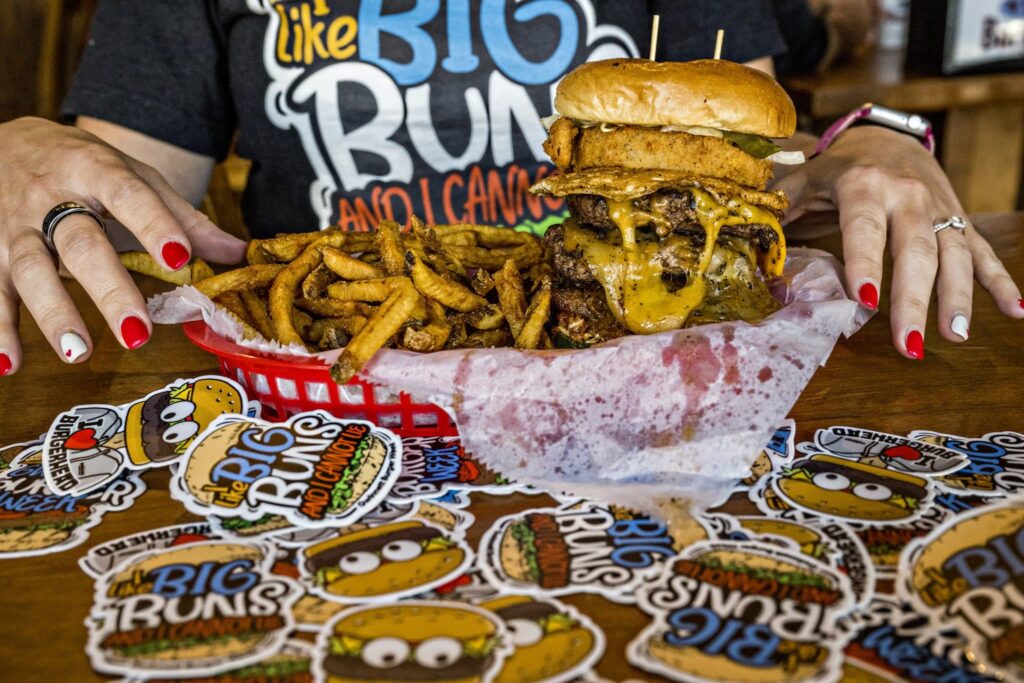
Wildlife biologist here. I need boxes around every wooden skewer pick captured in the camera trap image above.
[649,15,661,61]
[713,29,725,60]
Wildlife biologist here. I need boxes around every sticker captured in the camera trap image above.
[737,420,795,490]
[478,502,675,601]
[388,436,512,503]
[79,522,219,579]
[844,598,995,683]
[479,594,605,683]
[172,411,401,528]
[814,427,967,476]
[0,449,146,559]
[299,519,473,604]
[627,541,854,683]
[413,500,475,539]
[0,438,42,470]
[124,375,259,469]
[418,569,503,603]
[314,601,509,683]
[431,488,474,509]
[211,513,298,539]
[770,452,934,525]
[43,404,129,496]
[87,540,301,678]
[849,504,950,580]
[912,430,1024,497]
[900,501,1024,680]
[136,639,315,683]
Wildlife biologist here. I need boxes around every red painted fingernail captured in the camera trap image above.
[1019,298,1024,310]
[858,282,879,310]
[905,330,924,360]
[120,316,150,350]
[0,353,11,376]
[162,241,190,270]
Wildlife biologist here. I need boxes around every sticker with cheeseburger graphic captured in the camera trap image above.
[0,445,146,559]
[479,502,676,602]
[140,638,315,683]
[911,429,1024,497]
[478,595,605,683]
[87,540,301,678]
[78,521,219,579]
[43,403,130,496]
[299,519,473,604]
[628,540,854,683]
[813,426,968,476]
[387,436,513,503]
[314,601,509,683]
[124,375,259,469]
[899,502,1024,680]
[171,410,401,528]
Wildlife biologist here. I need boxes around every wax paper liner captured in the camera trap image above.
[149,248,869,512]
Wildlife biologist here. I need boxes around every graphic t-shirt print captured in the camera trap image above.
[245,0,638,231]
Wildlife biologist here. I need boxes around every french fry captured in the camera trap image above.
[321,246,385,280]
[411,215,466,278]
[301,264,336,299]
[246,240,270,265]
[318,325,349,350]
[215,292,252,325]
[515,278,551,350]
[447,243,542,270]
[402,322,451,352]
[293,308,315,342]
[374,220,406,276]
[339,314,369,337]
[445,318,468,349]
[471,268,495,296]
[309,316,349,342]
[196,264,284,299]
[464,329,513,348]
[436,224,535,248]
[240,291,274,340]
[330,281,420,383]
[191,259,215,282]
[406,251,488,312]
[269,246,323,346]
[296,298,376,318]
[465,304,505,331]
[255,230,329,262]
[119,251,193,285]
[493,258,528,337]
[326,277,408,302]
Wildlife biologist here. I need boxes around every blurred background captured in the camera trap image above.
[2,0,1022,226]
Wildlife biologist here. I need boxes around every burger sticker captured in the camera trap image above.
[87,541,301,678]
[315,602,509,683]
[124,375,259,468]
[814,427,967,476]
[78,522,219,579]
[43,404,130,496]
[299,520,473,603]
[171,411,401,528]
[628,541,854,683]
[388,436,512,503]
[479,595,604,683]
[912,429,1024,497]
[479,502,676,601]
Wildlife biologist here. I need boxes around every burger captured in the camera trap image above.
[216,513,295,537]
[0,450,92,553]
[304,521,464,598]
[496,513,570,590]
[322,603,502,682]
[126,378,247,466]
[778,455,928,521]
[147,640,313,683]
[531,59,799,345]
[479,595,601,683]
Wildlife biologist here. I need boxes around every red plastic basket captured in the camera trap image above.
[182,321,458,437]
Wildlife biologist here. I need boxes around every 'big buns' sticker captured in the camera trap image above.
[387,436,512,503]
[814,426,967,476]
[298,519,473,604]
[899,502,1024,681]
[171,411,401,528]
[737,420,795,490]
[912,430,1024,497]
[131,638,316,683]
[0,447,146,559]
[478,502,676,602]
[627,541,854,683]
[78,522,219,579]
[314,601,510,683]
[87,540,301,678]
[43,404,129,496]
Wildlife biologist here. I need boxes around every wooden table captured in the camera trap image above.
[1,213,1022,682]
[784,48,1024,213]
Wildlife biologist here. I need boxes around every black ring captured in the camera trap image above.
[41,201,106,253]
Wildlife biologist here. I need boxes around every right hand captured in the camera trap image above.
[0,117,246,375]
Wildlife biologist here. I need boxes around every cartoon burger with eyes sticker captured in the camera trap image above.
[777,454,928,521]
[304,521,467,600]
[478,595,603,683]
[322,603,504,683]
[125,378,247,466]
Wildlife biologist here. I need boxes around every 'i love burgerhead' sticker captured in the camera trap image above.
[171,411,401,528]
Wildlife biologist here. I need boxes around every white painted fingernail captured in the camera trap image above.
[59,332,87,362]
[951,314,969,341]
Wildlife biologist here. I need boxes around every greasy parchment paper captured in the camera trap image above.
[150,247,869,511]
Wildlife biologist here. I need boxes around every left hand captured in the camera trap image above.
[774,125,1024,359]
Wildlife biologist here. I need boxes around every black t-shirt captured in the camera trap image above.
[63,0,787,238]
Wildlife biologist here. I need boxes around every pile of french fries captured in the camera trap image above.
[121,219,550,384]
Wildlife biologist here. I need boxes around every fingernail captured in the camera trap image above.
[60,331,88,363]
[1019,298,1024,310]
[905,329,925,360]
[858,282,879,310]
[162,241,190,270]
[120,315,150,350]
[951,314,969,341]
[0,353,11,376]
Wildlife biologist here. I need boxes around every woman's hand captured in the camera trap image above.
[775,125,1023,359]
[0,117,246,375]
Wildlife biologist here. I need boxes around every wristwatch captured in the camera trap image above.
[814,103,934,157]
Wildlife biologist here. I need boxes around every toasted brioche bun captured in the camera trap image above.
[647,637,823,682]
[555,59,796,138]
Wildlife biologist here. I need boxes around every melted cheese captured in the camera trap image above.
[566,189,786,334]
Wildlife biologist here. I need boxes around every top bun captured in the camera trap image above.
[555,59,796,138]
